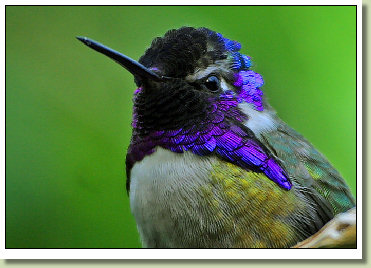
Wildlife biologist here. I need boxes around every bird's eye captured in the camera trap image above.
[204,75,220,92]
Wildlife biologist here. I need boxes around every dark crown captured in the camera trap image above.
[138,27,228,79]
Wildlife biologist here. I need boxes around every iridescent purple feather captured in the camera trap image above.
[215,31,265,111]
[129,96,292,190]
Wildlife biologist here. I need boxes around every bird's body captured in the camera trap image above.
[128,108,353,248]
[130,148,307,248]
[77,26,355,248]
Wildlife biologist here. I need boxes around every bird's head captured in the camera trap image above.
[77,27,291,191]
[77,27,266,135]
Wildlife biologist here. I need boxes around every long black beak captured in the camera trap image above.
[76,36,170,82]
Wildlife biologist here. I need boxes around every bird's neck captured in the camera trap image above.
[127,93,248,168]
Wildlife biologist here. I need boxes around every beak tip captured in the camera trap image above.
[76,36,90,46]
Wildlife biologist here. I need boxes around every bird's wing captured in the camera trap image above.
[259,122,355,217]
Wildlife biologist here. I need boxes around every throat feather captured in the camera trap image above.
[127,97,291,191]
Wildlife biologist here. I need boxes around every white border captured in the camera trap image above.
[0,248,363,260]
[1,0,5,261]
[355,0,363,254]
[0,0,362,5]
[1,1,362,260]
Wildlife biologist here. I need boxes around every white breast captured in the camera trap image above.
[129,147,217,247]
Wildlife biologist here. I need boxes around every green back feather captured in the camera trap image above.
[260,119,355,217]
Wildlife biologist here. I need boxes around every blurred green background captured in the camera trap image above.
[6,6,356,248]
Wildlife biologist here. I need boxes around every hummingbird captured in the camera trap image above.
[77,26,355,248]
